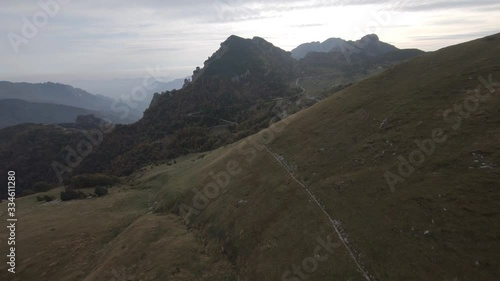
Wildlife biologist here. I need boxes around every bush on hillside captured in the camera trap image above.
[60,188,87,201]
[94,186,108,197]
[36,195,55,202]
[43,195,55,202]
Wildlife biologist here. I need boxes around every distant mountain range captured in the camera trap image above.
[0,81,116,111]
[70,77,186,113]
[70,77,185,99]
[0,78,185,128]
[291,34,399,59]
[0,99,136,128]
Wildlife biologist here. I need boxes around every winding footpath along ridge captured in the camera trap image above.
[265,146,374,281]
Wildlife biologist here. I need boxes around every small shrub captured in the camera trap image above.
[37,195,55,202]
[94,186,108,197]
[60,188,87,201]
[43,195,55,202]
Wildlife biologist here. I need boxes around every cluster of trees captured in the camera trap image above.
[36,194,55,202]
[59,173,117,201]
[0,124,84,198]
[21,173,118,202]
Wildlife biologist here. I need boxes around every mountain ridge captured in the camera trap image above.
[0,98,136,128]
[0,81,113,111]
[291,34,400,60]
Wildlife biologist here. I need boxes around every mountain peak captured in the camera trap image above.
[291,34,396,59]
[251,36,268,43]
[188,35,295,81]
[224,34,245,43]
[360,34,379,42]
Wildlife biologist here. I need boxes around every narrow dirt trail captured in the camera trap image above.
[295,77,306,94]
[265,146,374,281]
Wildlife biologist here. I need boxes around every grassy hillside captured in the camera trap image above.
[0,155,236,281]
[151,33,499,280]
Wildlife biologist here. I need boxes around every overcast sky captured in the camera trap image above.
[1,0,499,84]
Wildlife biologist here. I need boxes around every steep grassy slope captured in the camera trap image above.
[151,33,500,280]
[264,34,500,280]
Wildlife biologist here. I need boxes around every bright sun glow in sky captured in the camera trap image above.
[1,0,499,85]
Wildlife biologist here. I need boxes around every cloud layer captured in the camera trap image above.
[1,0,499,84]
